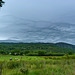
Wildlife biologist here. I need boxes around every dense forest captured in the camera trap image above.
[0,42,75,56]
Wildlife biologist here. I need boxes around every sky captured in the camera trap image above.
[0,0,75,44]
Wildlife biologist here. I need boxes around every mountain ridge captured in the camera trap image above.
[0,40,75,50]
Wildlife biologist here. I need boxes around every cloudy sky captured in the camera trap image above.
[0,0,75,44]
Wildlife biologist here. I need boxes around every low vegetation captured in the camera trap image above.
[0,43,75,75]
[0,43,75,56]
[0,55,75,75]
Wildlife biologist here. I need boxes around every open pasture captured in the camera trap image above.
[0,55,45,61]
[0,55,75,75]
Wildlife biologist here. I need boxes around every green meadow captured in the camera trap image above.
[0,43,75,75]
[0,55,75,75]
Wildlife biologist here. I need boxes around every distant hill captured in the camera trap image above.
[0,40,75,49]
[0,41,75,53]
[55,42,75,49]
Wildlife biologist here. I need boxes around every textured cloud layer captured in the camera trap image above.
[0,15,75,44]
[0,0,75,44]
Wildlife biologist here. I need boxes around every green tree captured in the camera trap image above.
[68,51,73,55]
[0,50,6,54]
[38,50,46,56]
[11,50,21,55]
[24,50,30,55]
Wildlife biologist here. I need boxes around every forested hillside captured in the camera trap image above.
[0,43,75,54]
[55,42,75,49]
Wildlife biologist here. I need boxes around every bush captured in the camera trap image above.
[68,51,73,55]
[45,53,65,56]
[24,50,30,55]
[7,61,20,69]
[20,68,29,75]
[11,50,21,55]
[0,50,7,55]
[26,53,38,56]
[52,53,65,56]
[69,55,75,59]
[37,50,46,56]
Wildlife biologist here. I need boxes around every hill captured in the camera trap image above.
[0,42,75,53]
[55,42,75,49]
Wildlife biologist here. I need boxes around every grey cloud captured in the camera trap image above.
[0,0,75,44]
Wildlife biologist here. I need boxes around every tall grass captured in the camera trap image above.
[0,59,74,75]
[0,55,75,75]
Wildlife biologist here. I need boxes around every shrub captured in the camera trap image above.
[20,68,29,75]
[26,53,38,56]
[0,50,7,55]
[11,50,21,55]
[48,53,65,56]
[7,61,20,69]
[37,50,46,56]
[68,51,73,55]
[24,50,30,55]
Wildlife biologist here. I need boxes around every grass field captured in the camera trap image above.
[0,55,75,75]
[0,55,45,61]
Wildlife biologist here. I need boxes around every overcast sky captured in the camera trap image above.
[0,0,75,44]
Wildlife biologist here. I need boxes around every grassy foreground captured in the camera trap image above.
[0,55,75,75]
